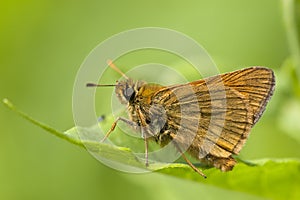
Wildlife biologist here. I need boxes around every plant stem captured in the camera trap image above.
[282,0,300,81]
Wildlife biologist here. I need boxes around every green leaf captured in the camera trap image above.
[157,159,300,200]
[2,98,84,148]
[3,98,300,200]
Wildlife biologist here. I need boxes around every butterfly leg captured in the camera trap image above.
[142,129,149,167]
[172,140,207,178]
[181,150,207,178]
[136,107,152,167]
[101,117,137,142]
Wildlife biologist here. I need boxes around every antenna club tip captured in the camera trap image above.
[86,83,96,87]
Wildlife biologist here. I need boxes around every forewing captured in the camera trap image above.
[204,67,275,124]
[151,67,274,158]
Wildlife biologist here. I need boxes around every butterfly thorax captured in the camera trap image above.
[115,79,170,143]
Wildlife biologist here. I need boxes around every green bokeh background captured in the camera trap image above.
[1,0,299,199]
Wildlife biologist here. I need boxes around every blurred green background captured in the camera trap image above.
[1,0,300,199]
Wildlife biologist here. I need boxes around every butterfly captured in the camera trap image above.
[87,61,275,178]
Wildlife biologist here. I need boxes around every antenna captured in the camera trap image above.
[86,60,128,88]
[86,83,117,87]
[107,59,129,79]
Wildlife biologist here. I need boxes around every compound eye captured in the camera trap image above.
[124,87,134,100]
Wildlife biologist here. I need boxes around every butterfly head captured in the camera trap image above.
[115,79,145,104]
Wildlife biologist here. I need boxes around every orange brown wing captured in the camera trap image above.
[151,67,275,170]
